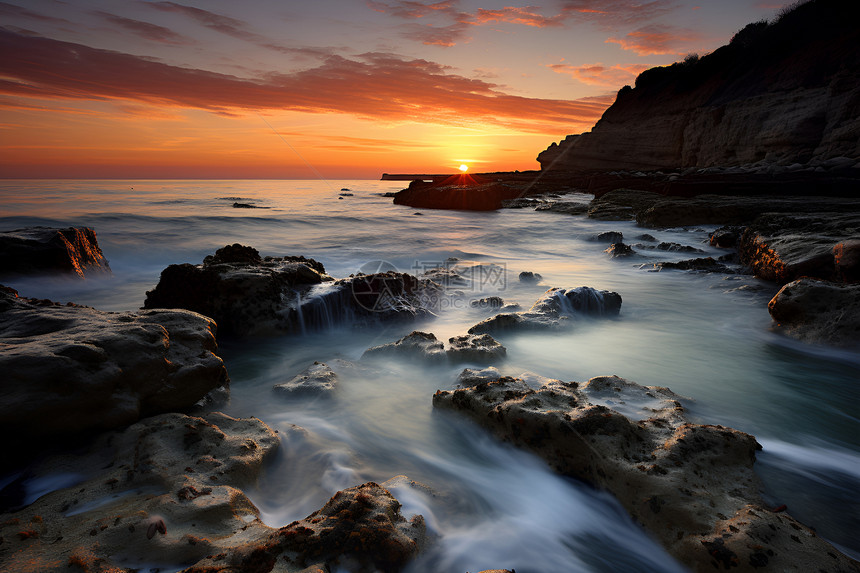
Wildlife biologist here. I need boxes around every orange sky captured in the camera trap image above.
[0,1,790,178]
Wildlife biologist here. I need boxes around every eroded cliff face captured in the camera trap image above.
[539,0,860,172]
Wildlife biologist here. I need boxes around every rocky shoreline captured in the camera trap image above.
[2,228,859,571]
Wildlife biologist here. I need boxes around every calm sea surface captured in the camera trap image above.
[1,180,858,571]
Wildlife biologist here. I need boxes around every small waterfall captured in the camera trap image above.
[552,286,621,317]
[293,282,357,333]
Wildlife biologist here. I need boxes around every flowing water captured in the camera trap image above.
[1,179,858,572]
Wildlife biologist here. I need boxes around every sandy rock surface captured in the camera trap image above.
[434,372,858,572]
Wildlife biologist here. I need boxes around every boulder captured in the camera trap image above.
[468,287,621,334]
[650,257,733,274]
[0,226,111,279]
[604,242,636,258]
[144,244,441,336]
[184,481,426,573]
[362,331,506,365]
[767,278,860,349]
[739,212,860,284]
[433,374,858,572]
[470,296,505,310]
[593,231,624,243]
[273,362,338,397]
[0,286,228,456]
[518,271,542,282]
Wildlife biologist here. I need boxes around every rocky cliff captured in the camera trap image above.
[538,0,860,173]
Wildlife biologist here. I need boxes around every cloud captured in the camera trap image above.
[0,1,70,24]
[148,1,258,41]
[93,11,188,44]
[558,0,676,27]
[366,0,460,19]
[606,25,700,55]
[401,21,470,46]
[549,62,650,87]
[474,6,565,27]
[0,28,609,132]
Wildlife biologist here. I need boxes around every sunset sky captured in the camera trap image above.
[1,0,791,179]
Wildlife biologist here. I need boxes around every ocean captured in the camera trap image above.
[1,179,858,571]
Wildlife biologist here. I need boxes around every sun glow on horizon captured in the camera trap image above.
[458,164,469,172]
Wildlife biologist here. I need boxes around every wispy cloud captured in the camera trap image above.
[558,0,676,27]
[0,1,70,24]
[549,62,650,87]
[0,28,609,132]
[93,11,188,44]
[368,0,678,47]
[474,6,566,27]
[606,24,700,55]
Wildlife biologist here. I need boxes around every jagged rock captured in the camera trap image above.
[446,333,506,363]
[767,278,860,348]
[834,240,860,283]
[594,231,624,243]
[470,296,505,309]
[0,412,280,572]
[273,362,338,397]
[456,366,502,386]
[362,331,506,364]
[393,180,526,210]
[184,481,426,573]
[650,257,733,273]
[469,287,621,333]
[518,271,542,282]
[537,2,860,173]
[144,245,441,336]
[363,331,446,362]
[740,212,860,284]
[0,286,228,456]
[0,226,111,279]
[604,242,635,258]
[587,189,663,221]
[710,226,743,248]
[533,201,589,215]
[433,374,857,572]
[655,242,704,253]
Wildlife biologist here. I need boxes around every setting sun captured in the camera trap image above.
[458,164,469,172]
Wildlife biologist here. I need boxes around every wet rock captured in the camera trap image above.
[273,362,338,397]
[144,245,441,336]
[587,189,663,221]
[604,242,636,258]
[650,257,733,274]
[710,226,744,248]
[363,331,506,364]
[433,374,857,572]
[655,242,703,253]
[0,226,111,279]
[767,278,860,349]
[637,233,658,242]
[470,296,505,309]
[0,286,228,456]
[518,271,542,283]
[834,240,860,283]
[363,331,446,362]
[446,333,507,364]
[456,366,502,386]
[393,180,526,210]
[184,481,425,573]
[469,287,621,334]
[594,231,624,243]
[739,212,860,284]
[0,412,279,572]
[534,201,589,215]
